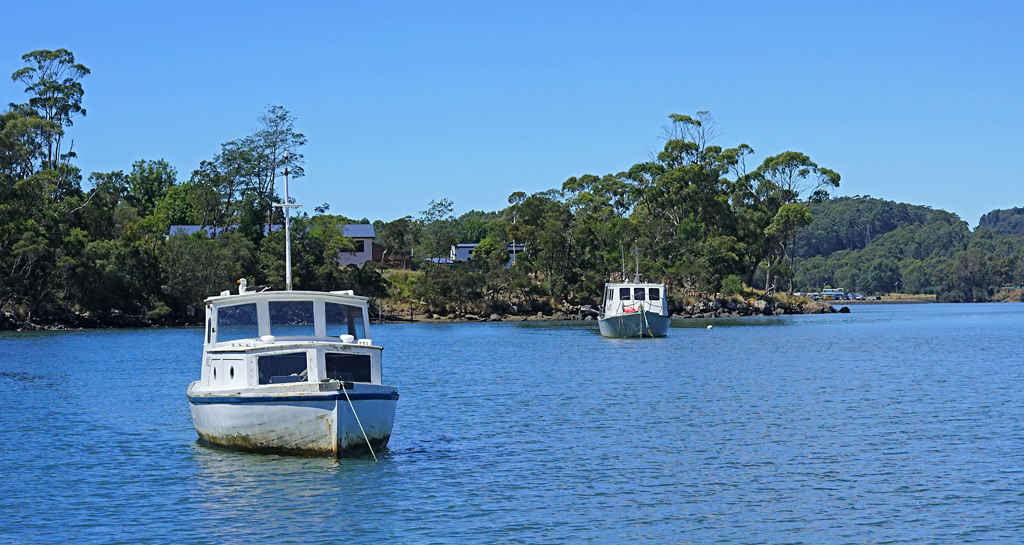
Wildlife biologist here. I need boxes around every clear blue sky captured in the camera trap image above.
[4,1,1023,227]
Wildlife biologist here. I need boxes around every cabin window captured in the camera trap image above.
[619,287,631,301]
[217,303,258,342]
[634,288,646,301]
[325,302,366,339]
[649,288,660,301]
[269,300,315,337]
[606,288,614,301]
[325,353,371,382]
[257,352,309,385]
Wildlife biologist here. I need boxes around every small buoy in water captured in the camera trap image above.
[707,324,713,330]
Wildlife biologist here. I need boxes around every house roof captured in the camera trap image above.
[342,224,375,238]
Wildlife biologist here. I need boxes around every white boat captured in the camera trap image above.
[186,287,399,456]
[597,245,671,338]
[598,282,671,337]
[186,156,396,457]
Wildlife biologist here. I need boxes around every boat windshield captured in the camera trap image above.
[270,300,315,337]
[218,303,258,342]
[633,288,646,301]
[619,287,631,300]
[649,288,660,300]
[326,302,366,339]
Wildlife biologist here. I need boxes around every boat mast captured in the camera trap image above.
[273,150,302,291]
[633,243,641,283]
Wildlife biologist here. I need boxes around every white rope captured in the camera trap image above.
[342,386,377,461]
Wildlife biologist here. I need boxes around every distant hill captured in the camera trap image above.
[793,196,1024,302]
[978,207,1024,237]
[798,196,966,258]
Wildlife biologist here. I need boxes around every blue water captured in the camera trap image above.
[2,304,1023,543]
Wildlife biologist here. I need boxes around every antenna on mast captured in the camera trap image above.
[272,150,302,290]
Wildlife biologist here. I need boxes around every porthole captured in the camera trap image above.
[230,366,235,379]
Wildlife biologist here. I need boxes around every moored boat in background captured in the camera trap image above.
[597,244,671,338]
[598,282,671,337]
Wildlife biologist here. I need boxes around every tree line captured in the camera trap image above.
[1,49,386,326]
[4,48,1021,328]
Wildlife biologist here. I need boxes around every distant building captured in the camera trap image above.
[336,224,376,268]
[449,242,526,268]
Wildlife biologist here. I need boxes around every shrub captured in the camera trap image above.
[721,274,743,296]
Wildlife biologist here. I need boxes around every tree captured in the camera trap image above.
[417,199,456,262]
[216,106,306,240]
[10,49,90,173]
[162,231,254,318]
[755,151,840,204]
[126,159,177,217]
[375,216,418,262]
[472,237,509,269]
[0,104,59,180]
[765,203,814,293]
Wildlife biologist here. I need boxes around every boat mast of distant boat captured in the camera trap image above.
[633,242,641,283]
[273,151,302,291]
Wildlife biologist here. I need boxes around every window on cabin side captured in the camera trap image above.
[217,303,258,342]
[649,288,660,301]
[326,302,366,339]
[325,353,371,382]
[619,287,631,301]
[257,353,309,385]
[269,300,315,336]
[634,288,646,301]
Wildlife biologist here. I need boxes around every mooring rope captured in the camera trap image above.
[342,386,378,461]
[640,302,654,337]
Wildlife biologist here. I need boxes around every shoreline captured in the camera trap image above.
[6,298,1019,332]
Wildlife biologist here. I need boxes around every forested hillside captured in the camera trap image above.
[798,197,965,258]
[793,198,1024,301]
[978,207,1024,237]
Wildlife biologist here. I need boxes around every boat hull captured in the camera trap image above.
[188,387,398,457]
[598,311,671,338]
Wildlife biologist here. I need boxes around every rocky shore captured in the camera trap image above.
[378,299,844,324]
[0,310,184,332]
[2,299,845,331]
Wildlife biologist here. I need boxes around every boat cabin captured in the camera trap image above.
[195,290,382,393]
[601,283,668,318]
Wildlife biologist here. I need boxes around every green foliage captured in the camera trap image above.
[126,159,176,217]
[721,274,743,296]
[416,199,455,261]
[11,49,89,171]
[471,237,509,268]
[162,232,254,316]
[978,207,1024,237]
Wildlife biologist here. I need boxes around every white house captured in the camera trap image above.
[449,242,525,268]
[337,224,376,268]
